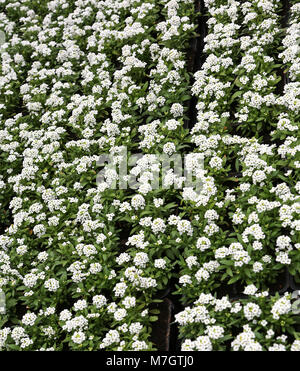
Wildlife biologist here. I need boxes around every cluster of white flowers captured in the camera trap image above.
[0,0,197,351]
[176,0,300,351]
[176,291,299,351]
[271,294,292,320]
[279,3,300,82]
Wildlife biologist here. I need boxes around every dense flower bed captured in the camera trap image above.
[0,0,299,351]
[175,0,300,350]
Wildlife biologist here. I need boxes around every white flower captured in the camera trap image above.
[194,336,212,351]
[44,278,60,292]
[59,310,72,321]
[72,331,86,345]
[154,259,166,269]
[170,103,183,117]
[291,340,300,351]
[206,325,224,340]
[151,218,166,234]
[132,340,148,351]
[23,273,38,288]
[243,303,262,321]
[129,322,143,334]
[133,252,149,268]
[114,308,127,321]
[22,313,37,326]
[92,295,107,309]
[196,237,211,251]
[271,295,291,319]
[74,300,87,311]
[122,296,136,309]
[243,285,258,295]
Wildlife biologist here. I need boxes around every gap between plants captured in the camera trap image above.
[150,0,206,351]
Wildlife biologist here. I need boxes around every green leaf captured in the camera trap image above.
[226,267,233,277]
[150,309,160,315]
[227,275,240,284]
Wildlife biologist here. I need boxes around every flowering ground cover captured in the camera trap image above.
[0,0,299,351]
